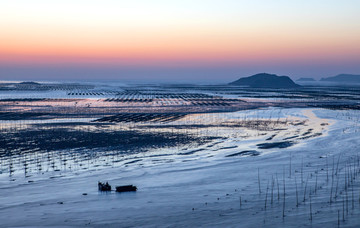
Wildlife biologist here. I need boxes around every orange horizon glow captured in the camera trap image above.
[2,25,359,68]
[1,0,360,80]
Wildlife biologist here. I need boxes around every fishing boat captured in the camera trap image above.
[98,181,112,191]
[116,185,137,192]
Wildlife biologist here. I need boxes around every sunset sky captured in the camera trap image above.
[1,0,360,82]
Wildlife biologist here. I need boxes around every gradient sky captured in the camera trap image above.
[1,0,360,82]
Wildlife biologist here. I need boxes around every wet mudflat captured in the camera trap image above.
[1,82,360,227]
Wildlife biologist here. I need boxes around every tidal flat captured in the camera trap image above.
[1,82,360,227]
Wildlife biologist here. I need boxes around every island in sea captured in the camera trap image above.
[229,73,300,88]
[320,74,360,83]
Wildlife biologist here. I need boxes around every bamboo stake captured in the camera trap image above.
[271,176,274,205]
[303,175,309,203]
[276,173,280,201]
[265,181,269,210]
[309,188,312,221]
[258,168,261,194]
[295,175,299,207]
[283,168,286,218]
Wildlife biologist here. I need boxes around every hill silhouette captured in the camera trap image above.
[19,81,41,85]
[229,73,300,88]
[320,74,360,83]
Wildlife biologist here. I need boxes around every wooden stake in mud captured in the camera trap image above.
[303,175,309,203]
[346,183,349,215]
[283,168,286,218]
[330,170,334,204]
[309,190,312,221]
[326,156,329,183]
[352,184,355,210]
[335,171,340,199]
[301,158,304,185]
[258,168,261,194]
[276,173,280,201]
[265,181,269,210]
[271,176,274,205]
[295,175,299,207]
[342,197,345,222]
[315,170,318,194]
[289,152,292,178]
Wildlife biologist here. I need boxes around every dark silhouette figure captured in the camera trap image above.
[98,181,112,191]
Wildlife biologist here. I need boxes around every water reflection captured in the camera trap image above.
[0,110,303,179]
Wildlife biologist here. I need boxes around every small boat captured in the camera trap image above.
[98,181,112,191]
[116,185,137,192]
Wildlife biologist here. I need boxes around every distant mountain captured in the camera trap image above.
[229,73,300,88]
[19,81,41,85]
[297,77,316,82]
[320,74,360,83]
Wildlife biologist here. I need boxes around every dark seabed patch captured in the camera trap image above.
[266,134,277,141]
[302,128,313,136]
[206,142,222,148]
[283,135,298,140]
[178,148,206,155]
[256,141,295,149]
[124,159,142,165]
[216,146,238,150]
[0,111,50,120]
[0,128,218,155]
[225,150,260,157]
[299,133,322,140]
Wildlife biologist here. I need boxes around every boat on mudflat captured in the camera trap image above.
[98,181,112,191]
[116,185,137,192]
